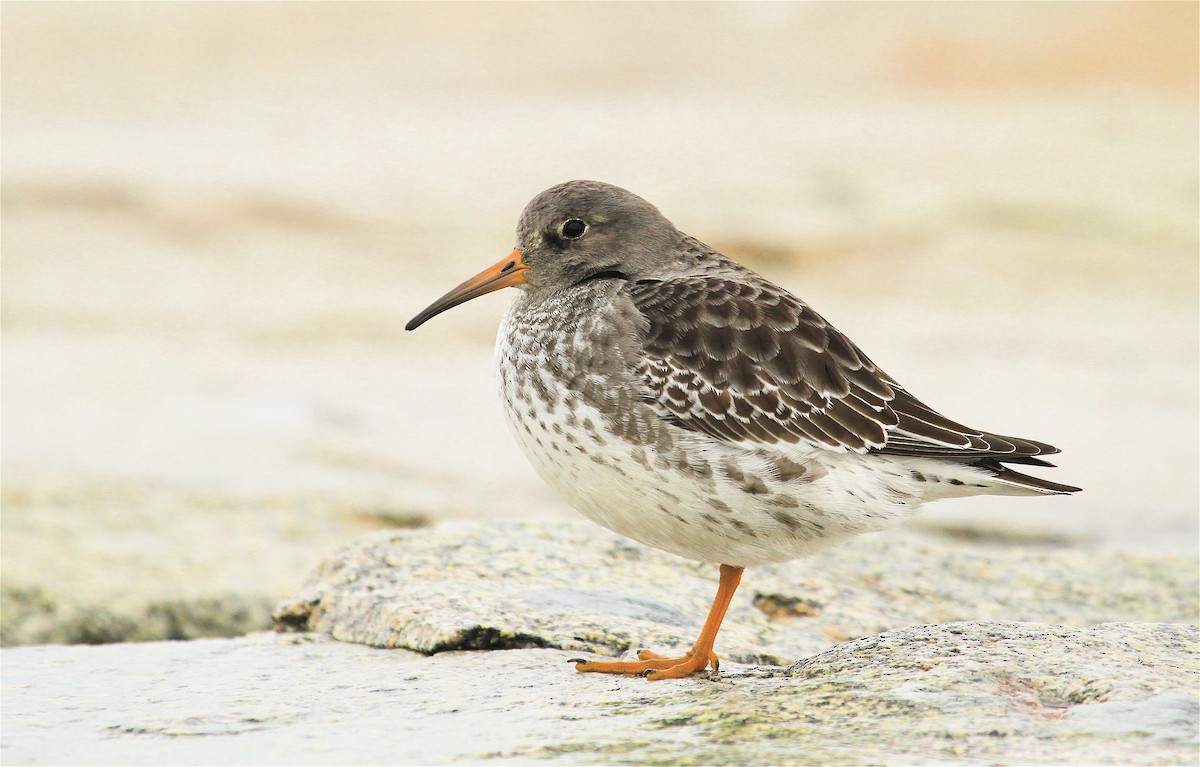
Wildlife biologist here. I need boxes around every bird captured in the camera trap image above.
[405,180,1080,680]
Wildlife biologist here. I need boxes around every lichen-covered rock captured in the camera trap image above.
[1,583,276,646]
[274,521,1197,664]
[3,624,1196,765]
[0,483,421,646]
[760,621,1200,764]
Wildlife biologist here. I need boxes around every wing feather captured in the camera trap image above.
[627,270,1061,463]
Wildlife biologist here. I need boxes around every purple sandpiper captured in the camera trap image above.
[406,180,1080,680]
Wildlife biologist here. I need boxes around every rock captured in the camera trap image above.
[772,622,1200,764]
[0,483,435,646]
[274,521,1198,664]
[0,583,275,646]
[3,624,1196,765]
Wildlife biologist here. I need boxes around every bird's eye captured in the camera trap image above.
[560,219,588,239]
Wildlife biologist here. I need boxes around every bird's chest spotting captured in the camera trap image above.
[494,294,708,541]
[495,294,645,497]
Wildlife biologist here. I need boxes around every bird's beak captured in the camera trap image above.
[405,249,528,331]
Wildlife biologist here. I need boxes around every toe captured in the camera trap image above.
[644,651,719,681]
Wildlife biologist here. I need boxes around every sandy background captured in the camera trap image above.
[2,3,1197,641]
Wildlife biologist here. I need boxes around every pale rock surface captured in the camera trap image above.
[274,521,1197,664]
[3,624,1196,765]
[4,521,1196,764]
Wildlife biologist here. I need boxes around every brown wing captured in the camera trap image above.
[627,273,1060,462]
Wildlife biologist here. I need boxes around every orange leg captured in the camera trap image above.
[571,564,744,681]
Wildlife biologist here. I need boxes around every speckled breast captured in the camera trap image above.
[492,285,863,567]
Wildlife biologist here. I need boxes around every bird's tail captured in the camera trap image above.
[978,460,1081,495]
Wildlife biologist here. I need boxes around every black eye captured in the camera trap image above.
[560,219,587,239]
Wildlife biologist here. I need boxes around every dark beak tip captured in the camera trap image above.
[404,313,433,331]
[403,249,525,334]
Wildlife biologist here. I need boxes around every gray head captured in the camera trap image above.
[406,180,684,330]
[513,180,683,290]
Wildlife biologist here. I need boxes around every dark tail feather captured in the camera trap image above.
[982,462,1081,495]
[994,454,1057,468]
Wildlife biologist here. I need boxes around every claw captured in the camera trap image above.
[568,564,744,682]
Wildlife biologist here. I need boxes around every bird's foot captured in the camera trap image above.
[571,647,719,681]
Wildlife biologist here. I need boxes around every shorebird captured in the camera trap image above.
[406,180,1079,680]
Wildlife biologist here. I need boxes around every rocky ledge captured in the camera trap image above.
[3,521,1196,765]
[274,520,1196,665]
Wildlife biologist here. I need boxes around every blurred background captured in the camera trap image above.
[2,3,1196,644]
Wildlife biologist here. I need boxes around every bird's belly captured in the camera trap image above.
[498,383,701,552]
[496,368,922,567]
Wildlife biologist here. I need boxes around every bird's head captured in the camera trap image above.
[406,180,680,330]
